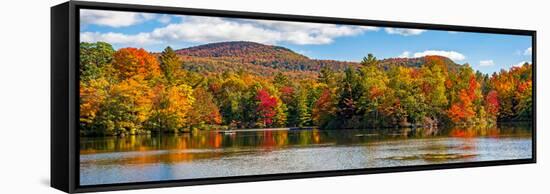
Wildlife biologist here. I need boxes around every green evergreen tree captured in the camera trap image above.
[159,46,181,83]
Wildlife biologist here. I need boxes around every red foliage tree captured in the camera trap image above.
[279,86,294,104]
[468,75,478,100]
[256,89,278,126]
[486,90,499,117]
[312,89,335,126]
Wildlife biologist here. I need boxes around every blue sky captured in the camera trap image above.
[80,9,533,74]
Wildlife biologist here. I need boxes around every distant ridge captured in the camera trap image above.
[173,41,463,73]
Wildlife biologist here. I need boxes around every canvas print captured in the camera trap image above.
[78,9,534,186]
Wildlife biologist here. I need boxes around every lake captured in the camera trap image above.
[79,124,532,186]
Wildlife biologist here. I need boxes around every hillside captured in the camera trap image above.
[173,41,463,75]
[175,41,359,72]
[175,41,308,60]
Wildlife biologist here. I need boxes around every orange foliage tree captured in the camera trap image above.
[187,87,222,127]
[79,42,533,134]
[489,63,532,120]
[112,48,161,80]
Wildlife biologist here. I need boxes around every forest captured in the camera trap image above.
[79,41,533,136]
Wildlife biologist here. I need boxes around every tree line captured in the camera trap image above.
[79,42,533,136]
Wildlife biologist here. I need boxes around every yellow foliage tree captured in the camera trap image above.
[147,84,195,133]
[79,77,108,124]
[107,76,154,134]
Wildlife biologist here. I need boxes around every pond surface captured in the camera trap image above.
[80,124,532,186]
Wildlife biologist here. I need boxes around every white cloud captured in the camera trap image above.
[179,17,373,45]
[385,28,426,36]
[396,50,465,61]
[80,14,379,46]
[150,17,282,44]
[398,51,411,58]
[479,60,495,67]
[513,61,531,67]
[412,50,466,61]
[80,9,155,28]
[524,47,532,55]
[359,26,381,31]
[157,15,171,24]
[80,32,160,45]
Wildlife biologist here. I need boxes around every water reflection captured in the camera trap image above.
[80,123,532,185]
[81,124,532,155]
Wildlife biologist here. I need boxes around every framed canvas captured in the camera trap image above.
[51,1,536,193]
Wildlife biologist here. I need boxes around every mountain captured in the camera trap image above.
[173,41,462,75]
[175,41,308,60]
[175,41,359,72]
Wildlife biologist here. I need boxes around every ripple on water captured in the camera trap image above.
[385,153,478,161]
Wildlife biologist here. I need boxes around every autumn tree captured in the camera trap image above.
[146,84,195,133]
[335,68,366,128]
[386,66,430,126]
[79,43,115,127]
[272,97,288,127]
[187,87,222,127]
[419,64,448,117]
[489,63,532,121]
[112,48,161,80]
[255,89,277,127]
[515,80,533,119]
[80,78,109,127]
[447,89,476,123]
[159,46,182,83]
[446,66,481,124]
[93,77,155,135]
[485,90,499,120]
[358,62,390,127]
[312,89,336,128]
[78,42,533,134]
[216,72,248,127]
[80,42,115,81]
[318,66,337,88]
[273,72,291,88]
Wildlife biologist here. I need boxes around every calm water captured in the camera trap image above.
[80,124,532,185]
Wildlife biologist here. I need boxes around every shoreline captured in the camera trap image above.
[79,121,532,137]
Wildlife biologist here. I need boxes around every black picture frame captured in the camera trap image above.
[51,1,537,193]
